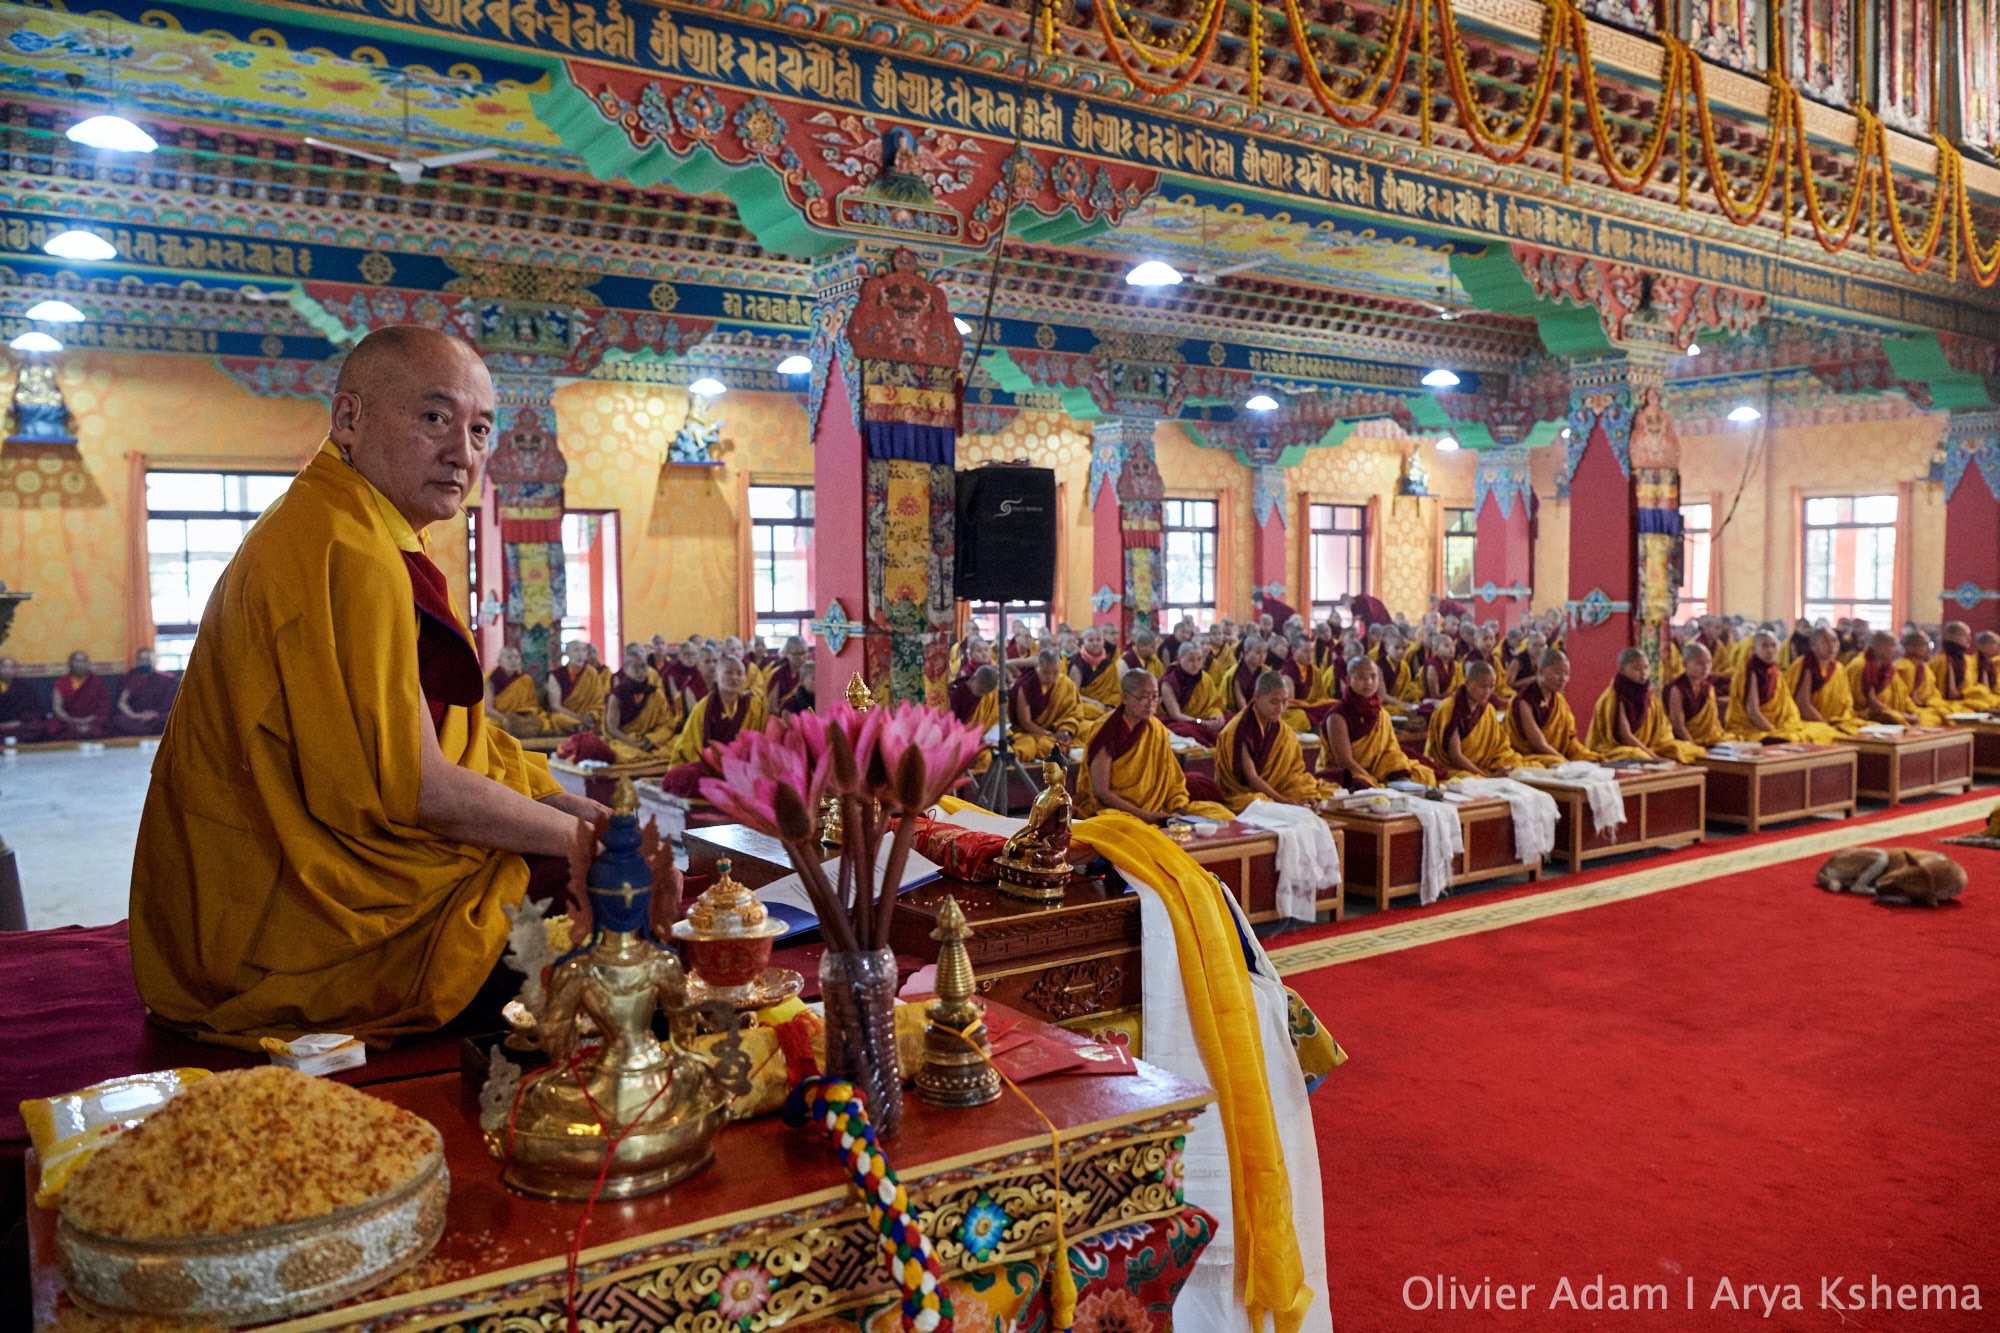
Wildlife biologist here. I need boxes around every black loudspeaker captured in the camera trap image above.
[955,465,1057,603]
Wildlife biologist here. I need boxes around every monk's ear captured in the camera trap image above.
[330,390,364,448]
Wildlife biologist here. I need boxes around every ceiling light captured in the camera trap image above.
[1727,404,1762,423]
[1686,341,1702,357]
[1421,368,1461,389]
[775,355,812,376]
[953,316,972,336]
[66,113,156,154]
[1560,427,1572,439]
[10,331,62,353]
[1436,434,1460,452]
[1125,260,1183,288]
[1245,393,1279,412]
[23,300,84,322]
[688,376,727,396]
[43,229,116,261]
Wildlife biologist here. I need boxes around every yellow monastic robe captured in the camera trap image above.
[1214,710,1333,813]
[668,690,769,765]
[1011,674,1093,762]
[1163,668,1228,722]
[1072,656,1122,710]
[1206,642,1239,689]
[1662,640,1684,681]
[1325,706,1419,786]
[1930,653,2000,712]
[1076,715,1234,821]
[1587,686,1706,763]
[1782,657,1862,735]
[131,443,562,1049]
[962,685,1003,775]
[487,669,552,738]
[606,679,683,762]
[1425,692,1526,779]
[1894,659,1948,726]
[1505,686,1595,767]
[1667,678,1725,747]
[550,662,607,729]
[1725,660,1841,743]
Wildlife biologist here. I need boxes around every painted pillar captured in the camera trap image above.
[807,245,962,705]
[1110,421,1165,640]
[1087,420,1131,634]
[1471,445,1534,631]
[483,374,567,680]
[1940,407,2000,633]
[1251,464,1289,616]
[1561,349,1677,703]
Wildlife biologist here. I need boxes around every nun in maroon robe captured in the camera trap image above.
[112,650,179,736]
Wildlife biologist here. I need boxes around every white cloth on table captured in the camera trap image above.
[1234,799,1342,922]
[1137,880,1333,1333]
[1450,776,1559,865]
[1512,761,1625,835]
[1398,795,1464,905]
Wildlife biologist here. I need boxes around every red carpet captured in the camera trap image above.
[1298,818,2000,1331]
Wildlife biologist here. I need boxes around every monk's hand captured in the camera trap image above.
[540,790,611,822]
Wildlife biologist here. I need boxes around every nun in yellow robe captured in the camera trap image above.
[1077,677,1234,821]
[1008,661,1093,762]
[130,440,571,1049]
[1893,655,1948,726]
[485,649,552,738]
[1506,680,1596,766]
[1426,679,1527,779]
[1214,679,1334,813]
[1725,647,1841,743]
[1665,672,1726,747]
[546,653,607,732]
[1783,652,1863,735]
[604,660,684,762]
[1587,679,1708,762]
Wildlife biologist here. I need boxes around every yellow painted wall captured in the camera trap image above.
[1154,422,1256,620]
[1284,435,1471,620]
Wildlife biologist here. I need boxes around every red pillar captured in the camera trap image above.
[1941,409,2000,634]
[1471,446,1534,630]
[1088,423,1126,634]
[1251,463,1288,615]
[811,366,871,699]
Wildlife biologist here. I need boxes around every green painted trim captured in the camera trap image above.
[1407,395,1565,450]
[1183,414,1404,468]
[1009,208,1113,248]
[982,348,1103,420]
[1449,250,1614,358]
[1884,332,1993,409]
[289,289,358,345]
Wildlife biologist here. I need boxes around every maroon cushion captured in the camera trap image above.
[1185,771,1227,804]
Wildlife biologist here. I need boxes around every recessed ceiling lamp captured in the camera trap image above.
[67,112,157,154]
[23,300,85,322]
[1727,404,1762,423]
[775,354,812,376]
[10,331,62,353]
[1245,394,1279,412]
[688,376,727,396]
[1125,260,1183,288]
[952,316,973,335]
[1560,426,1572,439]
[43,229,117,261]
[1686,341,1702,357]
[1436,434,1460,452]
[1421,368,1461,389]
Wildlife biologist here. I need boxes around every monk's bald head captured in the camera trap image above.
[330,325,495,529]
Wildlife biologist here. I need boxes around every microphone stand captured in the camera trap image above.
[976,603,1044,813]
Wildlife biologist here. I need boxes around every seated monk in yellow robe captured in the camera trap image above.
[1588,648,1706,762]
[1010,650,1092,762]
[1069,627,1121,710]
[1725,632,1841,742]
[1665,647,1726,748]
[658,656,768,797]
[1418,638,1462,702]
[1507,649,1597,767]
[130,328,606,1049]
[1931,622,2000,712]
[1271,644,1335,731]
[1783,629,1862,735]
[1845,633,1922,725]
[1894,632,1948,726]
[544,639,604,734]
[1157,644,1228,744]
[485,643,553,738]
[1214,670,1334,812]
[1120,631,1166,680]
[950,665,1002,775]
[1426,661,1527,778]
[604,648,683,761]
[1319,656,1427,789]
[1077,669,1234,823]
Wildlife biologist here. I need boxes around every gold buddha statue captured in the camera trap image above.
[996,762,1074,902]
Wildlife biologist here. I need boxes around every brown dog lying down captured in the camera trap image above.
[1816,847,1967,907]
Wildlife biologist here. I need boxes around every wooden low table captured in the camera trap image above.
[1326,795,1540,912]
[1839,728,1977,804]
[1516,766,1707,874]
[28,1006,1214,1331]
[1952,716,2000,775]
[1698,744,1857,831]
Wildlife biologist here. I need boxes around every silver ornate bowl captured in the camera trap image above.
[57,1124,448,1326]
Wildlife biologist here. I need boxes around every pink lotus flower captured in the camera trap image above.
[870,701,984,811]
[698,725,817,836]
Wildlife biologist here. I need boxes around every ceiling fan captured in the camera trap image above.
[304,76,499,185]
[1424,284,1464,322]
[1185,207,1270,286]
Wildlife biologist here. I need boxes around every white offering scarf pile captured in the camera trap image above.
[1449,776,1560,865]
[1137,880,1334,1333]
[1402,796,1465,905]
[1232,799,1343,922]
[1512,761,1626,834]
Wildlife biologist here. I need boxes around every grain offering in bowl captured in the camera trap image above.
[60,1066,437,1240]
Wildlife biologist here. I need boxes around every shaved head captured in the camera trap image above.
[330,325,495,528]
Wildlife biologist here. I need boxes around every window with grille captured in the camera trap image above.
[1308,502,1369,624]
[1160,498,1217,628]
[145,470,291,670]
[1442,508,1476,600]
[749,484,814,642]
[1679,502,1713,621]
[1801,494,1896,625]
